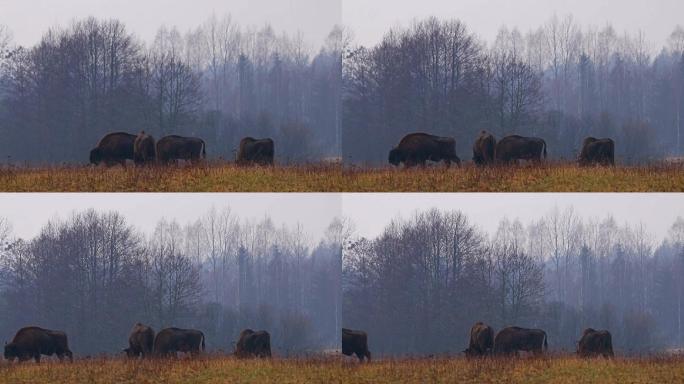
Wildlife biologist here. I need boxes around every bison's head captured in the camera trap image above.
[4,342,17,360]
[388,148,403,166]
[257,338,271,358]
[89,148,102,165]
[123,347,135,358]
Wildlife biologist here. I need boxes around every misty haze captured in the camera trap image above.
[343,204,684,356]
[0,7,343,164]
[0,205,343,356]
[342,13,684,164]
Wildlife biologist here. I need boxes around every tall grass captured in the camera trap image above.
[1,355,683,383]
[0,161,680,192]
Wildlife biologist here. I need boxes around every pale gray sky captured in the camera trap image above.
[0,193,341,244]
[0,0,341,47]
[343,193,683,242]
[0,193,680,245]
[344,0,683,48]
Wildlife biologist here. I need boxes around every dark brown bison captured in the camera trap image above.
[90,132,136,166]
[156,135,206,164]
[388,133,461,168]
[153,327,205,358]
[463,322,494,357]
[134,131,156,165]
[578,137,615,166]
[577,328,613,358]
[237,137,274,165]
[342,328,371,362]
[493,326,548,356]
[494,135,547,164]
[472,131,497,165]
[234,329,272,358]
[4,326,73,363]
[124,323,155,359]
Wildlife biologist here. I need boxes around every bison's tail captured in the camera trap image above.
[543,332,548,351]
[201,332,206,352]
[201,140,206,159]
[542,140,547,159]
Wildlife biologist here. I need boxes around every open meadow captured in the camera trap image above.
[0,162,681,192]
[1,355,684,384]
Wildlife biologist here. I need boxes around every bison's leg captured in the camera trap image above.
[34,353,41,363]
[355,352,365,362]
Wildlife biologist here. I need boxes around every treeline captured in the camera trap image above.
[343,208,684,356]
[0,209,342,355]
[343,16,684,164]
[0,16,342,164]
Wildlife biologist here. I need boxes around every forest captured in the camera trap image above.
[0,208,342,356]
[343,15,684,164]
[2,14,683,167]
[0,16,342,164]
[343,207,684,356]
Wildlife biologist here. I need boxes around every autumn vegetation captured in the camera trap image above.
[1,355,684,384]
[0,162,680,192]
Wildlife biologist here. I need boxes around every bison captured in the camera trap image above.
[472,131,497,166]
[237,137,274,166]
[494,135,547,164]
[577,328,613,358]
[134,131,156,165]
[463,322,494,357]
[156,135,206,164]
[153,327,205,358]
[388,133,461,168]
[234,329,272,358]
[578,137,615,166]
[342,328,371,362]
[124,323,155,359]
[4,326,73,363]
[493,326,548,356]
[90,132,136,166]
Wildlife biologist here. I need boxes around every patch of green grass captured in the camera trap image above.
[0,162,680,192]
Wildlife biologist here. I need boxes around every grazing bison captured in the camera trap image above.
[493,326,548,356]
[156,135,206,164]
[124,323,155,359]
[134,131,156,165]
[237,137,275,166]
[578,137,615,166]
[495,135,547,164]
[90,132,136,166]
[153,327,205,358]
[4,326,73,363]
[463,322,494,357]
[342,328,371,362]
[388,133,461,168]
[472,131,497,166]
[577,328,613,358]
[234,329,272,358]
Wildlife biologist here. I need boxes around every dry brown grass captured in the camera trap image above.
[0,161,680,192]
[1,355,683,383]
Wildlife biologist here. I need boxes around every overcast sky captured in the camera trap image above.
[343,193,683,242]
[0,193,341,244]
[0,0,341,47]
[344,0,683,48]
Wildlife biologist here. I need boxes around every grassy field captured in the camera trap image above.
[1,355,683,384]
[0,162,681,192]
